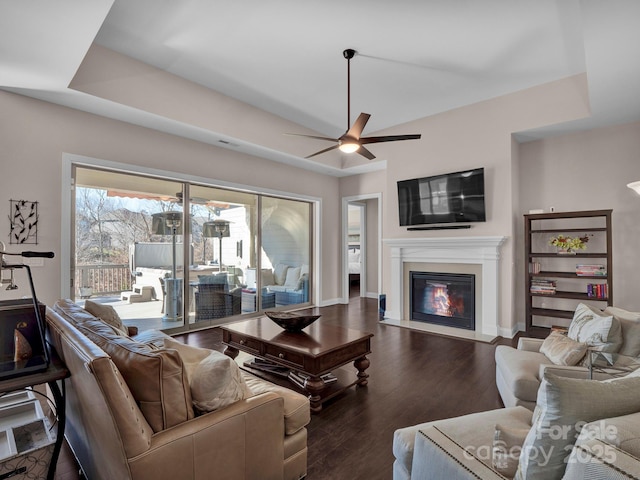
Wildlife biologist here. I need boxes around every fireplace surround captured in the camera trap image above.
[382,236,506,340]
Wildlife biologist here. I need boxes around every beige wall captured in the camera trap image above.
[517,121,640,323]
[341,74,591,336]
[0,90,341,306]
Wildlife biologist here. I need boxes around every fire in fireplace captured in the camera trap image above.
[410,271,475,330]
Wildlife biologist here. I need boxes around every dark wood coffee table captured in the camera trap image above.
[221,317,373,413]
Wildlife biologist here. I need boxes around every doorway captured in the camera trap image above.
[341,194,381,303]
[347,203,364,297]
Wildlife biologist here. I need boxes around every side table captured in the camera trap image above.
[0,348,69,480]
[588,351,640,380]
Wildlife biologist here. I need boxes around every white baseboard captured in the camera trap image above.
[318,297,345,307]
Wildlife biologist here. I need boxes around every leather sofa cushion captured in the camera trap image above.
[495,345,551,403]
[242,372,310,435]
[54,298,107,327]
[76,319,194,433]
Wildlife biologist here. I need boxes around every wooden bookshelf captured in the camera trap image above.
[524,209,612,336]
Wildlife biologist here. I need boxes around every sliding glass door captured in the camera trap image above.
[260,196,311,309]
[73,167,186,330]
[72,165,312,334]
[186,185,258,328]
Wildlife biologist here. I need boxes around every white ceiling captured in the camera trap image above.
[2,0,640,174]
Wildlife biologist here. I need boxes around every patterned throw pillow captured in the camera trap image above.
[567,303,622,353]
[516,372,640,479]
[540,331,588,366]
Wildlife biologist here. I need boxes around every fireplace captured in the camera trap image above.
[383,237,506,339]
[410,272,475,330]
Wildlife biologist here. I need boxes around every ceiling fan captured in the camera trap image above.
[286,49,421,160]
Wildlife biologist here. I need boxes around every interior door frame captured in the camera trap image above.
[341,193,382,303]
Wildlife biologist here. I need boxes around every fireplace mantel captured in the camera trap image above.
[382,236,507,339]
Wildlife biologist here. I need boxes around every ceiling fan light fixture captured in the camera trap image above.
[284,48,421,160]
[339,141,360,153]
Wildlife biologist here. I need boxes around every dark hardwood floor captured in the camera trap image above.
[54,294,517,480]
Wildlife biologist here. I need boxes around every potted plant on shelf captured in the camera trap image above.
[549,234,590,254]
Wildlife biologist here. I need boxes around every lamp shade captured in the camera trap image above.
[152,211,183,235]
[203,219,230,238]
[628,181,640,195]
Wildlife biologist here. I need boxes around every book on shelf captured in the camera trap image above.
[288,371,337,389]
[529,262,541,274]
[530,279,556,294]
[575,264,607,276]
[587,283,608,299]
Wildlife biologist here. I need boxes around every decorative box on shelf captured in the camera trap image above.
[0,392,55,480]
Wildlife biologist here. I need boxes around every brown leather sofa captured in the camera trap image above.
[46,299,310,480]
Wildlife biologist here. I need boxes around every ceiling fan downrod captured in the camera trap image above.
[343,49,356,131]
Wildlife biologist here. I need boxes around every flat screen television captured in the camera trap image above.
[398,168,486,226]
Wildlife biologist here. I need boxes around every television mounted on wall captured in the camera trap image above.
[397,168,486,227]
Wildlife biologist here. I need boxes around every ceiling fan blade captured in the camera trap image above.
[346,113,371,139]
[360,134,421,144]
[357,146,376,160]
[284,133,338,142]
[306,144,340,159]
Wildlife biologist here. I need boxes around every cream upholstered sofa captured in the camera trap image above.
[495,304,640,410]
[393,369,640,479]
[46,299,310,480]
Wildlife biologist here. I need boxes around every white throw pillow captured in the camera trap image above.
[284,266,301,288]
[164,337,211,383]
[568,303,622,353]
[164,338,251,413]
[515,372,640,480]
[540,331,588,366]
[190,351,252,413]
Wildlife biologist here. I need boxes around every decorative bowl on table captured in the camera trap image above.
[264,311,321,332]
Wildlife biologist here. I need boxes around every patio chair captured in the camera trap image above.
[194,282,241,321]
